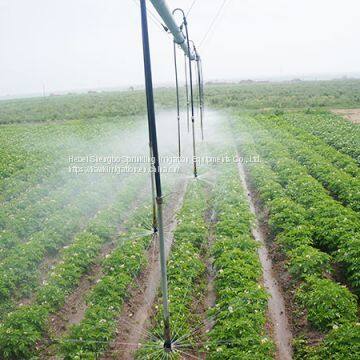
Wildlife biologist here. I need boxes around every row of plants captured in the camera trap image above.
[0,146,50,182]
[258,111,359,178]
[206,79,360,109]
[57,207,154,359]
[137,180,209,359]
[0,88,177,124]
[231,113,359,358]
[0,175,92,258]
[282,110,360,163]
[53,176,178,359]
[235,112,360,293]
[0,170,137,318]
[254,113,360,212]
[0,151,58,203]
[0,173,148,359]
[0,112,151,260]
[205,161,275,359]
[0,109,142,205]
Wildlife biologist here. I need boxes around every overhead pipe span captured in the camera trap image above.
[149,0,196,60]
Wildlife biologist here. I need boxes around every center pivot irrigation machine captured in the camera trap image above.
[139,0,204,352]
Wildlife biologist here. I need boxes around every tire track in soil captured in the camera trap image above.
[235,147,293,360]
[101,179,188,360]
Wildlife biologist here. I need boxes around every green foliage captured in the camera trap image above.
[137,181,208,359]
[60,206,153,359]
[295,277,358,330]
[206,165,274,359]
[0,176,146,359]
[284,110,360,163]
[255,112,360,211]
[0,305,48,359]
[276,226,314,252]
[0,88,177,124]
[232,111,359,358]
[286,245,332,280]
[294,323,360,359]
[206,79,360,110]
[314,322,360,359]
[236,112,360,293]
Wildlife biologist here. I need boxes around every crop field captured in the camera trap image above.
[0,79,359,359]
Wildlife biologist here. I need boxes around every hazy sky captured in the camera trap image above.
[1,0,360,96]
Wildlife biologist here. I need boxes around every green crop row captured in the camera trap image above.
[231,114,359,358]
[58,205,154,359]
[235,112,360,293]
[0,174,147,359]
[255,113,360,212]
[0,88,177,124]
[0,114,149,260]
[0,112,140,204]
[206,162,275,359]
[56,178,178,359]
[0,176,90,258]
[0,171,141,318]
[137,180,208,359]
[259,111,359,178]
[205,80,360,110]
[283,110,360,163]
[0,180,109,313]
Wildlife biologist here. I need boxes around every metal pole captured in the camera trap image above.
[184,53,190,133]
[140,0,172,351]
[195,49,204,140]
[199,57,205,112]
[149,145,157,232]
[149,0,195,59]
[173,41,181,157]
[183,14,198,178]
[143,51,158,233]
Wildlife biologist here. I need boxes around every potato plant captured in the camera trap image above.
[238,114,360,292]
[232,111,359,357]
[206,164,275,359]
[283,110,360,163]
[137,180,208,359]
[255,113,360,212]
[0,174,147,359]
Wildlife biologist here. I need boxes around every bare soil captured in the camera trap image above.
[235,157,293,360]
[331,108,360,124]
[49,242,114,337]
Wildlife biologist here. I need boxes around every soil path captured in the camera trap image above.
[332,108,360,124]
[235,152,293,360]
[102,180,188,360]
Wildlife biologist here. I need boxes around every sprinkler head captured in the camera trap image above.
[163,340,172,352]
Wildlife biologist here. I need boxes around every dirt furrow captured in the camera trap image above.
[39,194,147,359]
[102,179,188,360]
[235,154,293,360]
